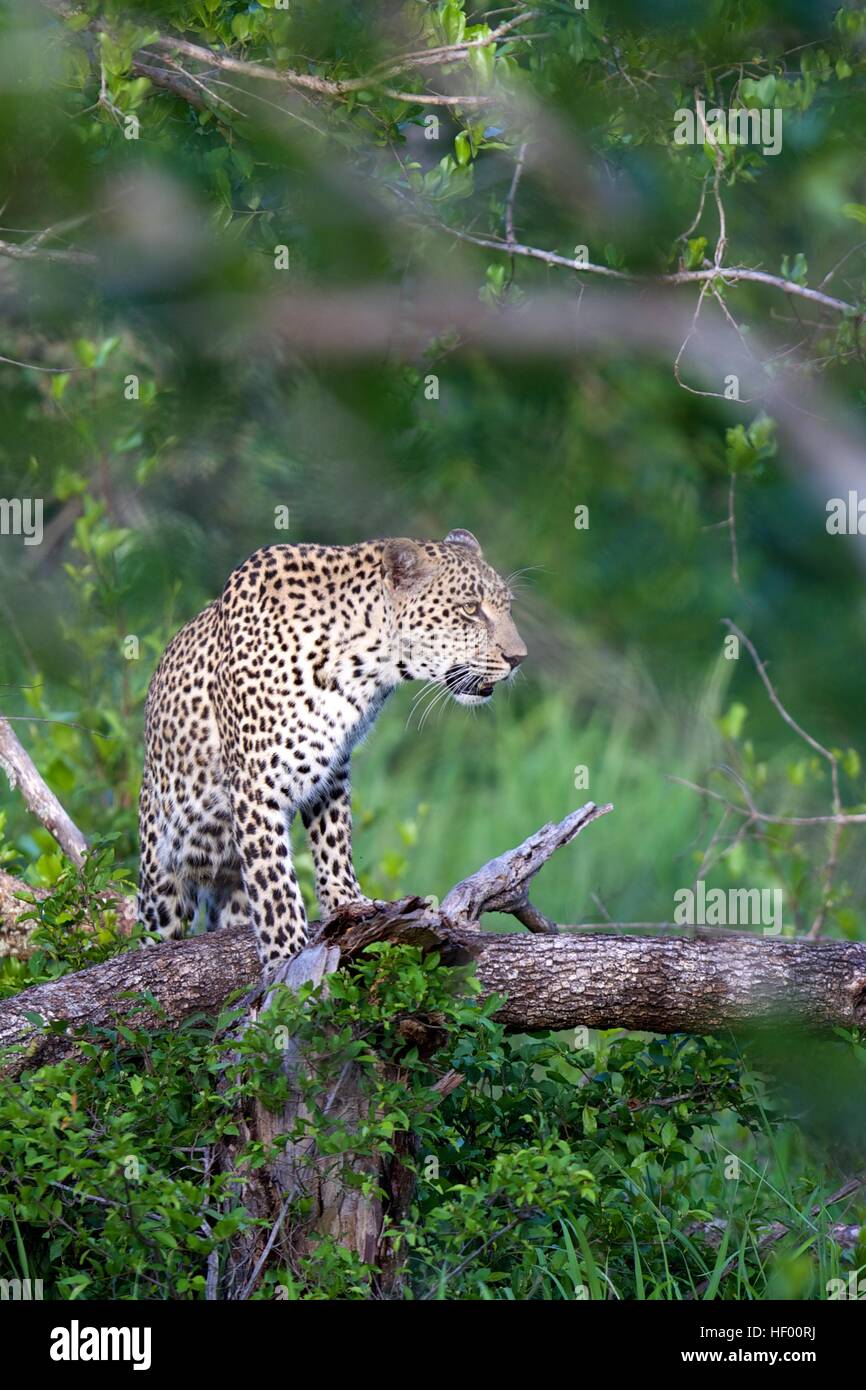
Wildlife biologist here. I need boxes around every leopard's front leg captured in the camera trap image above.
[301,760,371,918]
[227,762,308,971]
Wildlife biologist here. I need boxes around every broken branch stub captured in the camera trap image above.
[440,800,613,932]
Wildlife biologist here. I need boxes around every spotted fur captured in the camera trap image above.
[137,530,527,971]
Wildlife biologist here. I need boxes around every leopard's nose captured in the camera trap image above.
[504,650,526,670]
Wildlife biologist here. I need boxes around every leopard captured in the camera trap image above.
[137,528,527,973]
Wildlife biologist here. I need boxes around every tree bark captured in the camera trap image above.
[0,872,41,958]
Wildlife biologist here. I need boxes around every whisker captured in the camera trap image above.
[418,681,453,731]
[407,678,446,732]
[505,565,547,591]
[408,678,439,716]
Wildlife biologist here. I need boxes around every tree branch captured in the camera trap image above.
[43,2,534,108]
[0,716,88,866]
[0,237,95,266]
[440,799,612,929]
[437,225,859,316]
[30,5,865,322]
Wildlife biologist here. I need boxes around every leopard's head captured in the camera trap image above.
[382,529,527,706]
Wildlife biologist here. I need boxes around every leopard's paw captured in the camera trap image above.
[321,894,392,925]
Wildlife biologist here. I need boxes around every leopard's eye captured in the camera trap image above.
[460,602,481,619]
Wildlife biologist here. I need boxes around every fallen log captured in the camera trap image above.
[2,803,866,1081]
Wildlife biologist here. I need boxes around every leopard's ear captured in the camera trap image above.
[444,528,482,556]
[382,538,431,590]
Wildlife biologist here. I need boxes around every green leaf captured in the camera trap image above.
[684,236,707,270]
[781,251,808,285]
[725,413,777,476]
[755,74,777,105]
[442,1,466,46]
[718,702,748,740]
[470,43,495,87]
[74,339,97,368]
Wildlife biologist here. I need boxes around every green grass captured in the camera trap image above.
[350,662,731,925]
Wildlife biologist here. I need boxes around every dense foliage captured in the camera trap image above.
[6,922,864,1300]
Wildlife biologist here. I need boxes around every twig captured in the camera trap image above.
[238,1195,292,1301]
[505,140,528,250]
[819,241,866,290]
[673,281,713,394]
[420,1215,523,1298]
[142,12,537,97]
[694,89,727,270]
[727,475,740,587]
[675,172,710,250]
[0,238,95,266]
[380,88,493,107]
[432,223,858,314]
[723,620,837,773]
[721,620,842,936]
[670,776,866,827]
